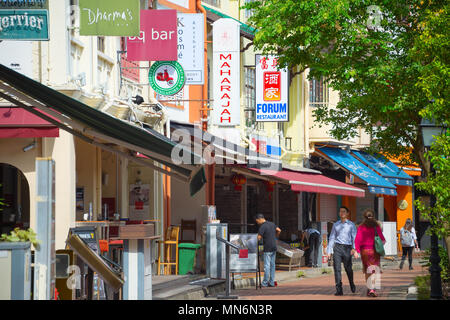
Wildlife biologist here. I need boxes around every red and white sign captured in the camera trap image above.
[126,10,177,61]
[212,19,240,126]
[255,55,289,122]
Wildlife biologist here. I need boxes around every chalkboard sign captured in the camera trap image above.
[229,233,259,273]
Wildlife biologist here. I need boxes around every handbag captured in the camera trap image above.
[374,227,385,256]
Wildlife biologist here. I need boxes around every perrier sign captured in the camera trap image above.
[0,0,49,40]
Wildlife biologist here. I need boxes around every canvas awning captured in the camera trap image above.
[203,5,256,40]
[232,166,365,198]
[0,64,206,196]
[351,150,413,186]
[316,147,397,196]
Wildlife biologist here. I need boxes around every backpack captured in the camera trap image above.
[400,228,413,247]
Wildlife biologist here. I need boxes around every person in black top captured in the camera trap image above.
[256,213,281,287]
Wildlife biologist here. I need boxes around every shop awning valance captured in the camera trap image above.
[204,5,256,40]
[0,64,205,196]
[351,150,413,187]
[0,107,59,137]
[316,147,397,196]
[233,167,365,198]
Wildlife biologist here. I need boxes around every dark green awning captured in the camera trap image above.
[203,5,256,40]
[0,64,205,196]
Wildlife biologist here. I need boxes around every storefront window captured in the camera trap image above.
[244,66,256,128]
[309,76,329,107]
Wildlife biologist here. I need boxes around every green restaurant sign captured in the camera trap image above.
[149,61,185,96]
[79,0,140,36]
[0,9,49,40]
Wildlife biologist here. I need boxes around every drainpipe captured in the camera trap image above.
[197,0,215,206]
[197,0,208,133]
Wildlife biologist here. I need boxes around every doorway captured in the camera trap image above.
[0,163,30,235]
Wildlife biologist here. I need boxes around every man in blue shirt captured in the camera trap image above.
[326,206,358,296]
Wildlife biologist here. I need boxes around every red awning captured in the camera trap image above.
[249,168,365,198]
[0,107,59,138]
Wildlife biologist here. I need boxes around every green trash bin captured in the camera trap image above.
[178,243,202,275]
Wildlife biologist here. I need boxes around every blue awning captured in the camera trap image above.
[317,147,397,196]
[351,151,413,187]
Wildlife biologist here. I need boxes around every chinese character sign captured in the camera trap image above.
[255,55,289,122]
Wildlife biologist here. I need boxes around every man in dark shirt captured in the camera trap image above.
[256,213,281,287]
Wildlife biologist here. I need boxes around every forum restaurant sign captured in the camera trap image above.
[0,0,49,40]
[79,0,140,36]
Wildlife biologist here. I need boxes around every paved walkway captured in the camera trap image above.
[234,263,426,300]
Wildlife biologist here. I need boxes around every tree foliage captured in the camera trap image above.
[244,0,449,171]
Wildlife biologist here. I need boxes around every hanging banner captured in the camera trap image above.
[126,9,177,61]
[0,9,49,40]
[79,0,140,36]
[255,54,289,122]
[212,18,240,126]
[177,13,204,85]
[148,61,185,96]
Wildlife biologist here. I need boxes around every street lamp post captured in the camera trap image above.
[419,118,446,300]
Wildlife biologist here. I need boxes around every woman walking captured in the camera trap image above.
[354,209,386,297]
[399,218,419,270]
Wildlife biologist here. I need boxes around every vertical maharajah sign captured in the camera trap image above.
[212,18,240,126]
[79,0,140,36]
[255,54,289,122]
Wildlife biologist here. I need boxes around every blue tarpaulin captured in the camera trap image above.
[318,147,397,196]
[351,150,413,187]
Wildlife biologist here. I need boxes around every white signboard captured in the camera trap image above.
[0,41,33,77]
[212,19,240,126]
[164,0,190,9]
[177,13,204,85]
[255,54,289,122]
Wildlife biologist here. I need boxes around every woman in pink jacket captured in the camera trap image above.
[354,209,386,297]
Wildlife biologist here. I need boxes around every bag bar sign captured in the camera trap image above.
[255,54,289,122]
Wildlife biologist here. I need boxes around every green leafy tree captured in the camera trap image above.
[244,0,449,258]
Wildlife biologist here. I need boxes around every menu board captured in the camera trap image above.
[230,234,259,273]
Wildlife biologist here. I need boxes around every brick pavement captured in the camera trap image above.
[234,262,427,300]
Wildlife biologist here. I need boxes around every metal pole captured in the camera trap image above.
[429,161,443,299]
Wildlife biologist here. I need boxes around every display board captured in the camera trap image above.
[229,233,259,273]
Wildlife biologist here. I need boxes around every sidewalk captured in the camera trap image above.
[232,259,426,300]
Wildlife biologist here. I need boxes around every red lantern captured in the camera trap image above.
[264,180,276,193]
[231,174,246,191]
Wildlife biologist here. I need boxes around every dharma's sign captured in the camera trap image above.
[79,0,140,36]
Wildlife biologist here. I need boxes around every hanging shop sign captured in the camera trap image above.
[79,0,140,36]
[255,54,289,122]
[148,61,185,96]
[212,18,240,126]
[126,9,177,61]
[177,13,204,85]
[0,9,49,40]
[127,10,177,61]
